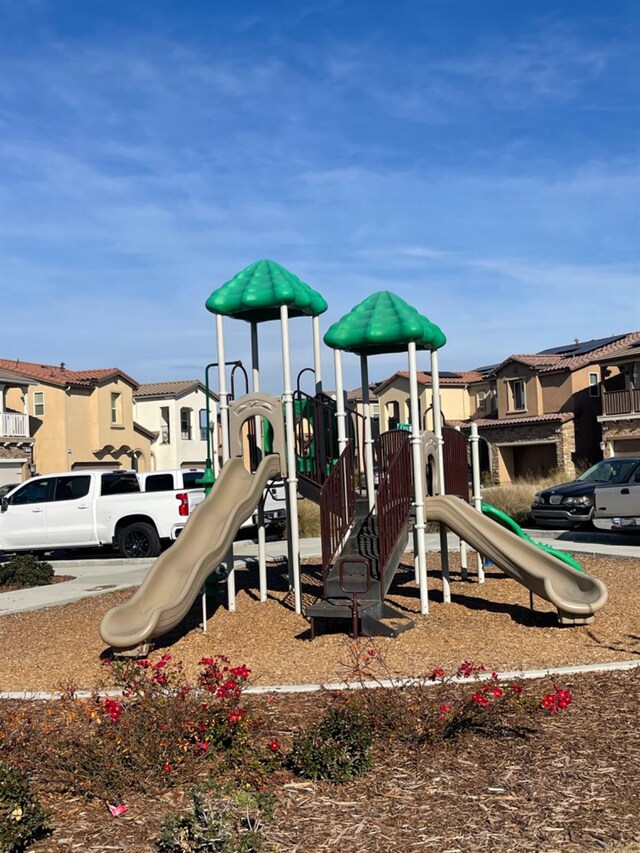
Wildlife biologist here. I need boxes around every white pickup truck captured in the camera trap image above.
[0,470,205,558]
[593,479,640,532]
[136,469,287,534]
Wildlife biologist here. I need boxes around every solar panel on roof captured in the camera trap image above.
[538,334,626,357]
[473,364,498,373]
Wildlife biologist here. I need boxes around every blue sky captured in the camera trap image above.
[1,0,639,391]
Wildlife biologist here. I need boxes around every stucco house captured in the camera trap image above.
[0,359,153,474]
[0,367,36,485]
[460,332,640,484]
[597,339,640,458]
[375,369,493,432]
[133,380,219,471]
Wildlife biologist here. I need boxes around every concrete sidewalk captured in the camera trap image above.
[1,529,637,617]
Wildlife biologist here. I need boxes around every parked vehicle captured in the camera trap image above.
[593,480,640,532]
[530,457,640,528]
[137,468,287,533]
[0,469,205,558]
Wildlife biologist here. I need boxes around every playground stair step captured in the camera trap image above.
[306,597,414,638]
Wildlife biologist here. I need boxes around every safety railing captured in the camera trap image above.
[376,432,412,586]
[602,388,640,416]
[320,441,357,592]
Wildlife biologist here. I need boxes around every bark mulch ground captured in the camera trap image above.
[0,553,637,692]
[6,668,639,852]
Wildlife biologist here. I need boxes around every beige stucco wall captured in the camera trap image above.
[495,362,541,418]
[468,381,494,419]
[377,376,471,431]
[14,379,151,474]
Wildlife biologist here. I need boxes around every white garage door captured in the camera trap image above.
[0,459,25,486]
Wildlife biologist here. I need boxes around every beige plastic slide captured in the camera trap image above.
[100,454,282,653]
[425,495,608,624]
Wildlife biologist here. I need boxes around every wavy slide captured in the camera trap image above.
[425,495,608,625]
[100,454,282,653]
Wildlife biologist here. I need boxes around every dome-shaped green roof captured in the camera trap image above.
[205,259,328,323]
[323,291,446,355]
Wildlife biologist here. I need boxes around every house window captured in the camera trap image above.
[111,393,121,425]
[160,406,170,444]
[371,403,380,419]
[180,408,192,440]
[199,409,208,442]
[588,372,600,398]
[477,390,487,411]
[508,379,526,412]
[33,391,45,417]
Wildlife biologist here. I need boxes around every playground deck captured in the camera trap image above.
[0,552,637,693]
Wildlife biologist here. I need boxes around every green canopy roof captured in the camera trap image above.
[323,291,446,355]
[205,259,328,323]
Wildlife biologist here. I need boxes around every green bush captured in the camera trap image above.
[0,763,47,853]
[0,555,54,588]
[157,788,268,853]
[289,703,373,782]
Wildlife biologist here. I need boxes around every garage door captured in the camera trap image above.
[612,438,640,457]
[0,459,25,487]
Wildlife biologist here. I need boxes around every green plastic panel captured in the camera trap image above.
[205,259,328,323]
[481,502,584,573]
[323,291,446,355]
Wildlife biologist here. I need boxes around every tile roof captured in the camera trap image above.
[346,384,380,401]
[455,412,575,429]
[0,359,138,388]
[134,380,215,399]
[396,370,487,386]
[494,332,640,376]
[0,367,37,385]
[595,340,640,364]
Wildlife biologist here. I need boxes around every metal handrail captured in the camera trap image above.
[376,433,412,585]
[320,441,357,593]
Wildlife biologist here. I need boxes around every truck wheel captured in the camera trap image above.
[118,522,161,559]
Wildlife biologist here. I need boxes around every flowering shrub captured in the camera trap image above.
[0,654,268,802]
[289,704,373,782]
[0,762,48,853]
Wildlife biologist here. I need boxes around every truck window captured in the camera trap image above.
[54,476,91,501]
[182,472,204,488]
[144,474,174,492]
[10,479,54,505]
[101,473,141,496]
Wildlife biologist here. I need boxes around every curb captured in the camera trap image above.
[2,658,639,702]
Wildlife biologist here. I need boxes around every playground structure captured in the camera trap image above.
[100,260,608,654]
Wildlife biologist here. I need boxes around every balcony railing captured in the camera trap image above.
[0,412,30,438]
[602,388,640,416]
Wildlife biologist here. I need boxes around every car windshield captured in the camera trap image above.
[577,459,639,484]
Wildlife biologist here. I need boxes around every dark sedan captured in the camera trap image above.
[531,457,640,528]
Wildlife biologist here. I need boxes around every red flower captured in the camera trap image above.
[429,668,446,681]
[491,686,504,699]
[163,763,171,772]
[367,649,376,657]
[268,739,280,752]
[228,708,247,725]
[471,692,490,708]
[457,661,484,678]
[437,704,453,720]
[510,683,523,694]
